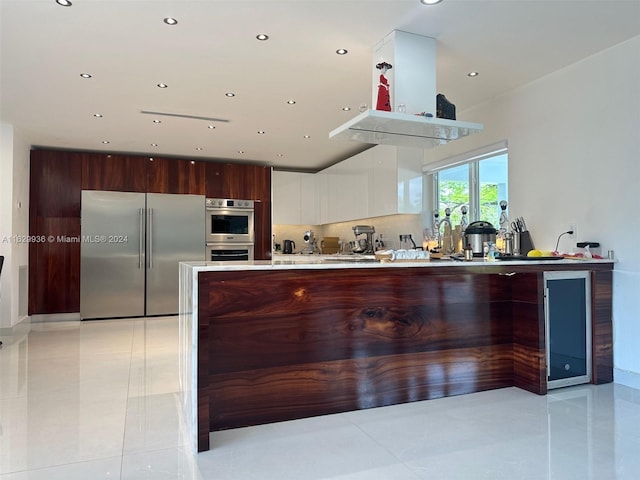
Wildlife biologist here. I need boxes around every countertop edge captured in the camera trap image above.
[181,258,615,272]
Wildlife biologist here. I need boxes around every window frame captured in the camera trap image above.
[423,141,508,225]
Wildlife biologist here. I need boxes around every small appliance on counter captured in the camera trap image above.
[352,225,375,254]
[575,241,601,258]
[301,230,317,254]
[399,234,417,250]
[464,221,497,257]
[283,239,295,254]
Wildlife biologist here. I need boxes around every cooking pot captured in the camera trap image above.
[464,221,496,256]
[283,239,295,254]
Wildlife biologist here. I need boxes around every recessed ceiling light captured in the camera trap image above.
[225,92,235,97]
[420,0,443,5]
[163,17,178,25]
[237,150,245,154]
[56,0,72,6]
[277,154,284,157]
[303,135,311,139]
[257,131,265,134]
[208,125,216,129]
[101,140,110,144]
[342,106,351,111]
[80,73,92,78]
[196,147,203,151]
[287,100,296,105]
[336,49,348,55]
[93,113,103,118]
[157,83,168,88]
[151,143,158,147]
[467,71,479,77]
[256,34,269,41]
[153,119,162,124]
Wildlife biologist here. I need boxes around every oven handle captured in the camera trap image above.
[210,252,250,259]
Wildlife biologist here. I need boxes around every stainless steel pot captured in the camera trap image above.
[463,221,497,256]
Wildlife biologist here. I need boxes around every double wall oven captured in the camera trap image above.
[205,198,254,261]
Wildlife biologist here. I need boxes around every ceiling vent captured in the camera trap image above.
[140,110,229,123]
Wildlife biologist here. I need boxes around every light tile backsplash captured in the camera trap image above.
[273,214,425,253]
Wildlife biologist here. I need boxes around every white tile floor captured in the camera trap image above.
[1,316,640,479]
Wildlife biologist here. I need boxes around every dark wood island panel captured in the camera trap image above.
[195,262,613,451]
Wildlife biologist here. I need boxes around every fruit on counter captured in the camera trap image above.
[527,249,559,257]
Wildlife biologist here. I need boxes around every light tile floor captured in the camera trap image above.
[1,317,639,479]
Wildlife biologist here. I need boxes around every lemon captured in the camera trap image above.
[527,249,542,257]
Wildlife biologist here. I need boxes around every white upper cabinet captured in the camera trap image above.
[272,171,319,225]
[274,145,423,225]
[318,150,369,224]
[370,145,424,217]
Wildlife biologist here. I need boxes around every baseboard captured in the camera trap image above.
[0,315,31,345]
[30,312,81,323]
[614,368,640,390]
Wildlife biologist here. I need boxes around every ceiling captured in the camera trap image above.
[1,0,639,172]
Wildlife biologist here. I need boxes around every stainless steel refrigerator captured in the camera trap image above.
[80,191,204,319]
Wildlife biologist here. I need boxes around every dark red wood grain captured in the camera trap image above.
[591,269,613,384]
[29,149,272,314]
[196,263,614,452]
[81,153,148,192]
[29,150,82,314]
[147,157,206,194]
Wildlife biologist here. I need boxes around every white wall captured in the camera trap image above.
[273,213,424,253]
[0,124,30,331]
[426,35,640,387]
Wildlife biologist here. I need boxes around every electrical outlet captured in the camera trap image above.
[568,223,577,238]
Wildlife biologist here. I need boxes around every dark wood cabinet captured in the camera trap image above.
[205,163,271,200]
[30,150,82,217]
[82,153,147,192]
[147,157,206,194]
[29,149,272,314]
[29,150,82,314]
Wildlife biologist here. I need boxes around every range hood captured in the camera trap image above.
[329,109,483,149]
[330,30,483,149]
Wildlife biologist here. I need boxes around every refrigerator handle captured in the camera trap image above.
[138,208,144,269]
[148,207,153,269]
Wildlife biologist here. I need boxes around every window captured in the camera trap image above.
[424,142,508,231]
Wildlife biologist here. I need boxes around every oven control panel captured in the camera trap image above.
[206,198,254,209]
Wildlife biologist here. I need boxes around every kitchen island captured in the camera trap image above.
[179,257,614,452]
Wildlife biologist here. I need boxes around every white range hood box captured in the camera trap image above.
[329,109,483,148]
[331,30,483,148]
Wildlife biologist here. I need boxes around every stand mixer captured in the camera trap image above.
[352,225,375,254]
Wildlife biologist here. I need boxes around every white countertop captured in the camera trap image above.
[181,255,615,272]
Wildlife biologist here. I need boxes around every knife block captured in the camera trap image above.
[518,231,535,255]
